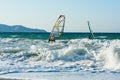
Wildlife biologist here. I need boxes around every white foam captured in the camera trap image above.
[0,38,120,74]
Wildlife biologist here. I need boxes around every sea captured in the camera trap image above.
[0,32,120,80]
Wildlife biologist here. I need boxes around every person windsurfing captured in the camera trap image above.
[87,21,94,39]
[48,35,55,42]
[88,34,94,39]
[48,15,65,42]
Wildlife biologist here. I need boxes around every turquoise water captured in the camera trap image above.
[0,32,120,39]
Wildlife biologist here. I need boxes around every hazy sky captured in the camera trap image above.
[0,0,120,32]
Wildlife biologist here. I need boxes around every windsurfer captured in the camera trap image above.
[87,21,94,39]
[48,15,65,42]
[89,34,93,39]
[48,35,55,42]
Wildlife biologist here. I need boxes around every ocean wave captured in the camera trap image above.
[0,38,120,74]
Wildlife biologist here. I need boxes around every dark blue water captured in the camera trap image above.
[0,32,120,39]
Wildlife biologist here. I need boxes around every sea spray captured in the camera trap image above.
[103,40,120,70]
[0,38,120,74]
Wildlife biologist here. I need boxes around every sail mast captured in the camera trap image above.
[87,21,94,39]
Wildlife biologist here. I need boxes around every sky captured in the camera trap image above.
[0,0,120,32]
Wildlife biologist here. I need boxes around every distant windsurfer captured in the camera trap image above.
[87,21,94,39]
[89,34,94,39]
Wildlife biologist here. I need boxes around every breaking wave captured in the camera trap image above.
[0,38,120,74]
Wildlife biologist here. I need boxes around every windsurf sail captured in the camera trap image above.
[87,21,94,39]
[48,15,65,42]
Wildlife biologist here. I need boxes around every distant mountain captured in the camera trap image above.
[0,24,46,32]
